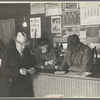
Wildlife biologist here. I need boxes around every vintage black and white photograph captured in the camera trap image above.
[0,1,100,98]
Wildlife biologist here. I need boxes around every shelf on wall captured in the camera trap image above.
[53,37,67,43]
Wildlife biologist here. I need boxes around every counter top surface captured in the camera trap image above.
[34,70,100,81]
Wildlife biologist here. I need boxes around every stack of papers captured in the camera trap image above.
[55,71,66,75]
[65,71,92,77]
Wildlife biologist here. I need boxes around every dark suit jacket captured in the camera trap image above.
[0,47,34,97]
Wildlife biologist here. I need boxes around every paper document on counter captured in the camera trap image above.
[65,71,92,77]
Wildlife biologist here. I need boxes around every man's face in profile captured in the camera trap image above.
[39,44,49,54]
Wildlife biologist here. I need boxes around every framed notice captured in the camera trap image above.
[30,17,41,38]
[46,3,62,16]
[51,16,61,33]
[30,3,45,14]
[62,3,79,10]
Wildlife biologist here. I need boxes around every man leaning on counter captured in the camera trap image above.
[34,34,94,73]
[32,34,95,97]
[34,37,58,70]
[60,34,93,72]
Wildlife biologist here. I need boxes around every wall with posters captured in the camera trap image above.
[0,4,54,48]
[1,3,100,50]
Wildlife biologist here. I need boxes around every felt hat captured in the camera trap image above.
[67,34,80,51]
[38,37,49,46]
[13,32,30,46]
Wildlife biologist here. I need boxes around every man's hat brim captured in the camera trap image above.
[13,37,30,46]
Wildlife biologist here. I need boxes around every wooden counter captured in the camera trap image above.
[31,71,100,97]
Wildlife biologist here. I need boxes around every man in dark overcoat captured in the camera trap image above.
[0,32,35,97]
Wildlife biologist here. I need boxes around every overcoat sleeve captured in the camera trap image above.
[1,50,20,77]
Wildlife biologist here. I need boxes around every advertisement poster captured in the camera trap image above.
[46,3,62,16]
[62,3,78,10]
[62,10,80,27]
[51,16,61,34]
[30,17,41,38]
[30,3,45,14]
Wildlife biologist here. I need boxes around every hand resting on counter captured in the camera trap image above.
[27,67,35,74]
[45,60,56,66]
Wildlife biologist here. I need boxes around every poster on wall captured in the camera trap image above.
[62,10,80,27]
[62,26,80,37]
[62,3,79,10]
[30,3,45,14]
[86,25,100,43]
[46,3,62,16]
[51,16,61,34]
[80,3,100,25]
[62,27,72,37]
[30,17,41,38]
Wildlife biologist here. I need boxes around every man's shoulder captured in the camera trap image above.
[49,47,56,52]
[80,43,92,52]
[2,48,15,57]
[34,47,41,53]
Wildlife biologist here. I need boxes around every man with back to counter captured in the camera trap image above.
[60,34,93,72]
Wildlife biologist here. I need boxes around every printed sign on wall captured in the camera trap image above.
[30,3,45,14]
[62,10,80,27]
[30,17,41,38]
[51,16,61,34]
[62,3,78,10]
[46,3,62,16]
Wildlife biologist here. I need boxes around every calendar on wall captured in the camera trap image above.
[80,3,100,25]
[62,10,80,27]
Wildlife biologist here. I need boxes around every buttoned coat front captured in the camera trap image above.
[0,47,34,97]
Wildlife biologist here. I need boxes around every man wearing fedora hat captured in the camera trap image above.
[60,34,93,72]
[1,32,35,97]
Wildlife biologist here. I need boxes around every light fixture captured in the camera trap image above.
[22,17,27,27]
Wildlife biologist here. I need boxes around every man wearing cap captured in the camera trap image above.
[0,32,35,97]
[34,37,57,70]
[60,34,93,72]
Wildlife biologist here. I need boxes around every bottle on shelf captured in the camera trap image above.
[92,46,98,72]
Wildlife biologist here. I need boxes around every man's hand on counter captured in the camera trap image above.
[45,60,56,66]
[27,67,36,75]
